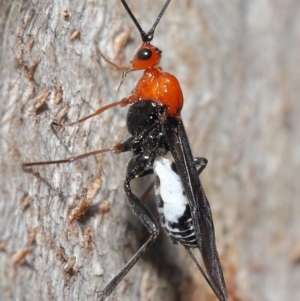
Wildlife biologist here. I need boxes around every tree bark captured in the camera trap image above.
[0,1,300,301]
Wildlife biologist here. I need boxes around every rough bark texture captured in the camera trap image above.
[0,1,299,301]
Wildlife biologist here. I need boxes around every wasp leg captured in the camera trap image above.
[194,157,208,175]
[51,98,130,127]
[98,155,159,301]
[22,145,122,168]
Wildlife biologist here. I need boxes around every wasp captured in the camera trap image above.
[24,1,228,300]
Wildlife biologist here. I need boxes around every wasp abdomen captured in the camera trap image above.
[154,157,197,248]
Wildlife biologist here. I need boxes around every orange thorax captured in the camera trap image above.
[129,67,183,116]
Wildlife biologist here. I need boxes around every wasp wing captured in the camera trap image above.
[159,114,228,301]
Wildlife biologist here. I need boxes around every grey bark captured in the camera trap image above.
[0,1,300,301]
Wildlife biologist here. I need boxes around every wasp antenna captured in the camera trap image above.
[146,0,171,42]
[120,0,171,42]
[120,0,146,41]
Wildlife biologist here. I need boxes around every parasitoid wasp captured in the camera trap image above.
[23,0,228,300]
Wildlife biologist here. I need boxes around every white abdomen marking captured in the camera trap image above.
[153,157,197,248]
[154,158,187,223]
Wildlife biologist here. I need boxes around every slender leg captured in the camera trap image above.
[98,232,158,301]
[97,47,131,72]
[52,98,130,127]
[98,155,159,301]
[22,128,148,168]
[96,46,135,92]
[52,47,136,128]
[22,144,123,168]
[22,126,149,168]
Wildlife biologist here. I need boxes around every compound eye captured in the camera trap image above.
[137,48,152,60]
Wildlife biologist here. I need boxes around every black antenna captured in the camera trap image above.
[120,0,171,42]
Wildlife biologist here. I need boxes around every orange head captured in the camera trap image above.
[130,43,162,70]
